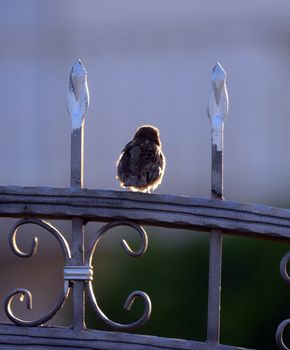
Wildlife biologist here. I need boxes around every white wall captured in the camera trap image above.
[1,0,290,205]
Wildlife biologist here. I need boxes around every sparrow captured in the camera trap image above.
[116,125,166,193]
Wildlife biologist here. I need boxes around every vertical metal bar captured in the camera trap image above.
[71,127,85,330]
[71,217,85,331]
[71,127,84,188]
[206,63,229,344]
[67,59,89,331]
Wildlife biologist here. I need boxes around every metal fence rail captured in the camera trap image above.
[0,60,289,350]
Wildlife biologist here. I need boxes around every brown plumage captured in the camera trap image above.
[116,125,166,193]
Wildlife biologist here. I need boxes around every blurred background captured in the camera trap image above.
[0,0,290,349]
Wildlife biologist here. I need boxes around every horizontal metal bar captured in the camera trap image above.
[0,323,256,350]
[0,185,289,241]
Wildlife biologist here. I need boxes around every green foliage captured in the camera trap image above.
[86,227,290,349]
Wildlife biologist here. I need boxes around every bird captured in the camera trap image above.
[116,125,166,193]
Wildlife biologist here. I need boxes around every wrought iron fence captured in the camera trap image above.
[0,60,289,349]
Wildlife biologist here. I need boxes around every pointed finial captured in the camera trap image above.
[67,59,90,130]
[207,62,229,122]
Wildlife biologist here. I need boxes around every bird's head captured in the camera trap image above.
[133,125,161,145]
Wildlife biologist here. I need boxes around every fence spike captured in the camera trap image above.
[207,62,229,197]
[206,63,229,344]
[68,60,87,330]
[67,59,89,130]
[207,62,229,123]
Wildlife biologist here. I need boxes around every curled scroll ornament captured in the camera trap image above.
[276,252,290,349]
[86,221,152,331]
[5,218,71,326]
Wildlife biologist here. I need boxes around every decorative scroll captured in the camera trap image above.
[276,252,290,349]
[5,218,151,331]
[9,218,71,260]
[86,221,152,331]
[279,251,290,284]
[5,218,71,326]
[276,319,290,350]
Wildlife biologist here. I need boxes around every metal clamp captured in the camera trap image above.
[64,265,93,281]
